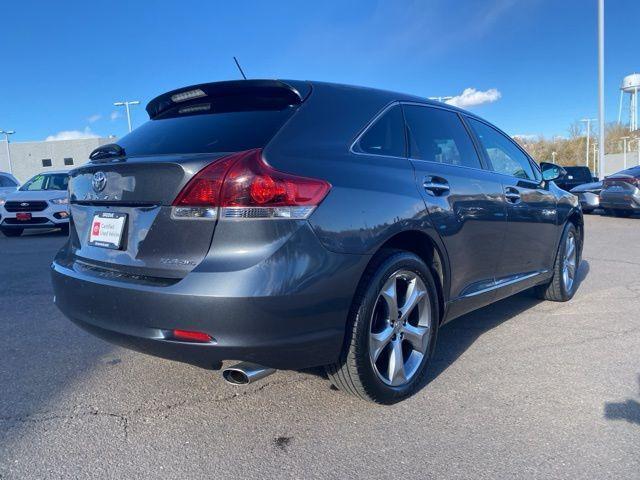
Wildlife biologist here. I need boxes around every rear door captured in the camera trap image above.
[403,104,507,301]
[466,117,558,283]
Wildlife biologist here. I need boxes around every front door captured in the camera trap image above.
[465,117,558,285]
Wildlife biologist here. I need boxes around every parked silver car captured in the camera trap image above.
[570,181,602,213]
[600,166,640,217]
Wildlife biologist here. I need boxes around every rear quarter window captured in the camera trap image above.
[355,105,405,157]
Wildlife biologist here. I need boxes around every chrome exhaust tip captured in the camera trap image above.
[222,362,276,385]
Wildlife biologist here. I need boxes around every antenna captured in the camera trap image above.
[233,56,247,80]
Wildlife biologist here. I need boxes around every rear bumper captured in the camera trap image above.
[51,224,370,370]
[599,192,640,210]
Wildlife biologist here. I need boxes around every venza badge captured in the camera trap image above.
[92,171,107,192]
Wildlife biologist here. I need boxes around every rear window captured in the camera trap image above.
[564,167,592,181]
[116,106,296,156]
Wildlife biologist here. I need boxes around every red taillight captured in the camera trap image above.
[219,149,330,207]
[603,176,640,188]
[172,149,331,219]
[173,155,239,207]
[172,329,212,343]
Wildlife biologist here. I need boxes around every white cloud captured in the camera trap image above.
[87,114,102,123]
[445,88,502,109]
[110,110,122,121]
[45,127,100,142]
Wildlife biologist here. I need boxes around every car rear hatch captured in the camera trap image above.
[602,174,640,195]
[64,80,310,281]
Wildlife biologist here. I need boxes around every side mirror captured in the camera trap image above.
[540,162,567,182]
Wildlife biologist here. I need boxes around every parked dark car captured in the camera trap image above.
[600,166,640,217]
[551,165,597,192]
[570,181,602,213]
[51,80,584,404]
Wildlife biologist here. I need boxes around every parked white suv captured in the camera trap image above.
[0,171,70,237]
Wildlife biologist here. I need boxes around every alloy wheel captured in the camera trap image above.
[562,232,577,293]
[369,270,432,387]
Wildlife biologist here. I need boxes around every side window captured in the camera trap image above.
[356,105,405,157]
[467,118,535,180]
[403,105,482,169]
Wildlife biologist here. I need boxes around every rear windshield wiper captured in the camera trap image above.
[89,143,126,162]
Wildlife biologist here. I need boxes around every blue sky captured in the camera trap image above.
[0,0,637,142]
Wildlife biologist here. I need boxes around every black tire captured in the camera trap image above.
[613,209,633,218]
[326,249,440,404]
[535,223,580,302]
[1,228,23,237]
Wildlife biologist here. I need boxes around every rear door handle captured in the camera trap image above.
[504,187,521,203]
[423,177,450,196]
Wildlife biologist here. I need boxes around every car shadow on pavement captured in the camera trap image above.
[603,375,640,426]
[426,260,590,384]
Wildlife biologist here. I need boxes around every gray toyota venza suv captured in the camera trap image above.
[52,80,583,404]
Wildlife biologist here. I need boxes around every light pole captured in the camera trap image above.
[113,100,140,133]
[630,138,640,166]
[580,118,597,166]
[597,0,605,179]
[0,129,15,175]
[551,151,557,164]
[621,136,630,168]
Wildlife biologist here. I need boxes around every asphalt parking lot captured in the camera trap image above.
[0,214,638,479]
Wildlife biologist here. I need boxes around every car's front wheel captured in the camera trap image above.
[535,223,580,302]
[1,228,23,237]
[326,249,439,404]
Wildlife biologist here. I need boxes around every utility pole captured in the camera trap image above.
[580,118,597,166]
[597,0,605,179]
[0,129,15,175]
[551,151,557,164]
[113,100,140,133]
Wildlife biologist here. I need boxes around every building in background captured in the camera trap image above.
[0,137,114,183]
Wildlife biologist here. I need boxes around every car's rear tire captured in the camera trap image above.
[1,228,23,237]
[535,223,580,302]
[326,249,439,404]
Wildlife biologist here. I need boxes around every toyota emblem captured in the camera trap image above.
[92,171,107,192]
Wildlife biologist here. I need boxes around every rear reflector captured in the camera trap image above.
[172,149,331,220]
[172,329,212,343]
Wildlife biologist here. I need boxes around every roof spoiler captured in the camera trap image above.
[145,79,311,119]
